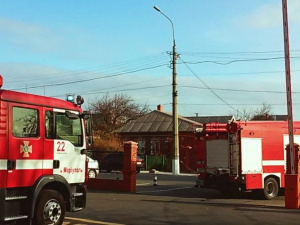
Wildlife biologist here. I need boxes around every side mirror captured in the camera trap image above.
[81,149,88,155]
[82,112,93,147]
[87,136,93,147]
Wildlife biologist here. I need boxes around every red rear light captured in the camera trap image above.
[0,75,3,88]
[198,172,206,179]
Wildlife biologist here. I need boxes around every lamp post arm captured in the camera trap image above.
[154,6,175,45]
[160,11,175,45]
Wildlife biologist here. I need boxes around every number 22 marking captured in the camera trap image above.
[57,141,65,152]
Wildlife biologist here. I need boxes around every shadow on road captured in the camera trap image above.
[139,198,295,214]
[90,172,285,201]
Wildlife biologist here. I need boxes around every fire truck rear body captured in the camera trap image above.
[0,81,89,224]
[196,121,300,199]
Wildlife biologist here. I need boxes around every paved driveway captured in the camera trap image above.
[65,172,298,225]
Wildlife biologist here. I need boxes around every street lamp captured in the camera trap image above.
[154,6,180,175]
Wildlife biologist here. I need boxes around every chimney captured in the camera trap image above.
[157,104,163,111]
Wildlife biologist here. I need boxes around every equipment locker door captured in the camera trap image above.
[206,139,229,169]
[7,102,43,188]
[241,138,263,173]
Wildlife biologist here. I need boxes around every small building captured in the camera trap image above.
[115,105,234,173]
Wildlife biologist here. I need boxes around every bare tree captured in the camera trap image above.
[89,93,149,133]
[251,103,273,120]
[236,103,273,121]
[235,108,253,121]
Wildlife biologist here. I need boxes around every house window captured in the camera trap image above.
[138,140,145,154]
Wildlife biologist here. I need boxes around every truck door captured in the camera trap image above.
[51,109,86,183]
[7,103,43,188]
[0,100,8,189]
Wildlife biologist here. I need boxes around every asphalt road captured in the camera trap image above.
[64,172,299,225]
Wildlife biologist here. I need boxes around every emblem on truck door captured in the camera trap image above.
[20,141,32,157]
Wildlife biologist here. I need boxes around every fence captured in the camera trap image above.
[88,150,172,172]
[145,155,172,172]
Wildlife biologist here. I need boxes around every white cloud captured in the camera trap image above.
[241,0,300,28]
[0,17,63,53]
[0,63,66,89]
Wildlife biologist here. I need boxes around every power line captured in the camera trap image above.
[10,63,169,91]
[7,54,300,91]
[6,52,300,103]
[180,85,300,94]
[179,57,240,114]
[182,69,300,77]
[5,53,169,84]
[181,56,300,66]
[180,49,300,55]
[52,77,170,98]
[50,85,170,98]
[7,52,299,87]
[178,103,294,106]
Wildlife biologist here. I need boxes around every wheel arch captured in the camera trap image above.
[262,174,280,200]
[29,175,72,220]
[263,174,280,188]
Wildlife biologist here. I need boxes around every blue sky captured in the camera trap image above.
[1,0,300,119]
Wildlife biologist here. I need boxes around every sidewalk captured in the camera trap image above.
[140,169,198,177]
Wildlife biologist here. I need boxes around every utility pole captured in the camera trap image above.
[282,0,299,209]
[172,34,180,175]
[154,6,180,174]
[282,0,295,174]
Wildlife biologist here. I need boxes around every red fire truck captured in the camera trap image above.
[195,120,300,200]
[0,75,92,224]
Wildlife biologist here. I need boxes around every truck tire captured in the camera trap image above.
[263,177,279,200]
[89,169,97,178]
[34,190,65,225]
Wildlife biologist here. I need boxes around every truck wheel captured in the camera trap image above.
[34,190,65,225]
[263,177,279,200]
[89,169,97,178]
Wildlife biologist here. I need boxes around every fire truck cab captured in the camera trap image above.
[196,120,300,200]
[0,75,91,224]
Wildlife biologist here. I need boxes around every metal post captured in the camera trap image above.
[154,6,180,174]
[282,0,295,174]
[172,40,180,175]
